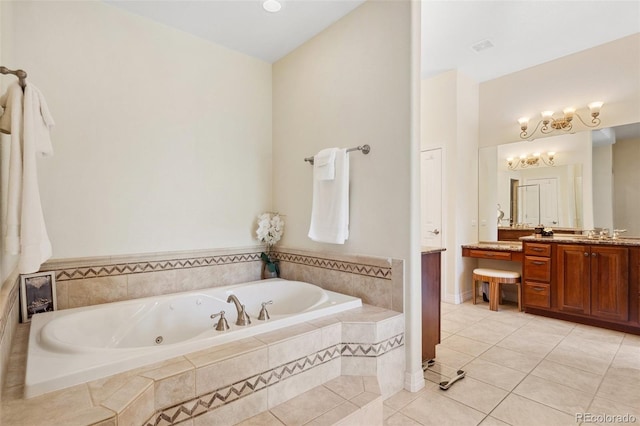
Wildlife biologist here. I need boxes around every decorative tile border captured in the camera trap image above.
[144,335,404,426]
[50,253,261,282]
[341,333,404,357]
[274,252,392,280]
[41,250,392,283]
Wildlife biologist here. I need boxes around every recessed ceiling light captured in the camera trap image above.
[471,39,494,53]
[263,0,282,13]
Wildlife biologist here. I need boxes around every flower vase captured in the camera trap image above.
[262,263,278,279]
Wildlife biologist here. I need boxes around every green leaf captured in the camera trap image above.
[260,252,270,262]
[267,262,276,272]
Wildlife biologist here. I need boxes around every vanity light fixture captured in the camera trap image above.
[518,102,603,140]
[507,151,555,170]
[262,0,282,13]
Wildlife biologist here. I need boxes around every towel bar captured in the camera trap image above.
[0,66,27,89]
[304,144,370,165]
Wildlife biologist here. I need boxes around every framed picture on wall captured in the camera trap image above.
[20,271,57,323]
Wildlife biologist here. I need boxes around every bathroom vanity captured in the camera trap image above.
[521,235,640,334]
[461,241,523,262]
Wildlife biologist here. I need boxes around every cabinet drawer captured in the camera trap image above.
[468,250,512,261]
[524,256,551,282]
[524,282,550,308]
[525,243,551,257]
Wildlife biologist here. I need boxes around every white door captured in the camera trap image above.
[528,178,559,226]
[421,149,442,247]
[518,184,540,226]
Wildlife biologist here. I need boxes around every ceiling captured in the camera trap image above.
[105,0,640,82]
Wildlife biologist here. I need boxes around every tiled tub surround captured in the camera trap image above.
[41,247,267,310]
[0,246,402,402]
[2,304,404,426]
[37,247,402,312]
[274,247,403,313]
[26,279,362,398]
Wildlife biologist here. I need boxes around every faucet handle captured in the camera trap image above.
[258,300,273,321]
[210,311,230,331]
[612,229,627,239]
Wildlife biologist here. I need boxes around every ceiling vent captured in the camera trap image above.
[471,39,494,53]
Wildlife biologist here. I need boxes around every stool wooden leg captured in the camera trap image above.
[517,282,522,312]
[472,278,477,304]
[489,280,499,311]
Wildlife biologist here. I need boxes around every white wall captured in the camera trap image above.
[479,34,640,148]
[421,70,479,303]
[2,1,272,260]
[272,0,422,390]
[273,1,412,260]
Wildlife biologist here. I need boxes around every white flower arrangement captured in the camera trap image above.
[256,212,285,277]
[256,212,284,248]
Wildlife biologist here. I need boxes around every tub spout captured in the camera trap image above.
[227,294,251,326]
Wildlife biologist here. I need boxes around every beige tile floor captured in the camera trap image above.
[384,300,640,426]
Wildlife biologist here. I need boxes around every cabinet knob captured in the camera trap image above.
[584,252,589,257]
[592,252,597,257]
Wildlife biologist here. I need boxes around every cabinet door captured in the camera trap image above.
[421,252,441,361]
[590,246,629,321]
[557,244,590,315]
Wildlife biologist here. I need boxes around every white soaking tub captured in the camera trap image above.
[25,278,361,398]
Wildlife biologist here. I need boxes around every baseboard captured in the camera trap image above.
[403,370,425,392]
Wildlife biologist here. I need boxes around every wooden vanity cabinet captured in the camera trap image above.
[523,240,637,333]
[523,242,552,309]
[421,250,442,362]
[631,248,640,325]
[557,244,629,321]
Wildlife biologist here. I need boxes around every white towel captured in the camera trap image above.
[308,148,349,244]
[313,148,336,181]
[0,81,54,273]
[1,82,24,256]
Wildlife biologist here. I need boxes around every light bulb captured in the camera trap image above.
[588,101,603,112]
[518,117,529,131]
[588,101,603,118]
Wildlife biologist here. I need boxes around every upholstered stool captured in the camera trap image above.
[472,268,521,311]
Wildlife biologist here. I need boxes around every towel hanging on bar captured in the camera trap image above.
[308,148,349,244]
[304,144,370,165]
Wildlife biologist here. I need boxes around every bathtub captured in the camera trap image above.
[25,278,361,398]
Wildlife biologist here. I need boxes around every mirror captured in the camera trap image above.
[479,123,640,241]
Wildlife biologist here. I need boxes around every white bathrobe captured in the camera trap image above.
[0,81,54,273]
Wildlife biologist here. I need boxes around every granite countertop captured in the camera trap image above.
[421,246,446,254]
[498,226,582,232]
[521,235,640,247]
[461,241,523,252]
